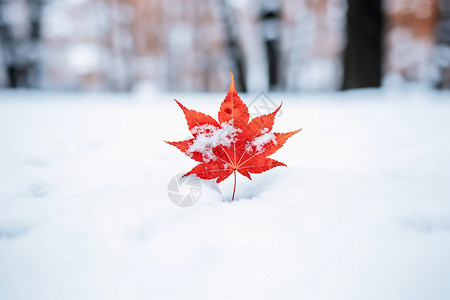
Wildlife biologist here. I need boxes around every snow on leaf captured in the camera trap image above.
[251,131,277,153]
[187,122,242,162]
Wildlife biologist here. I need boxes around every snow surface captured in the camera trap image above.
[1,89,450,300]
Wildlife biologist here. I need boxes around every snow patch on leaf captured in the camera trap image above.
[248,130,277,154]
[190,124,217,136]
[187,122,242,162]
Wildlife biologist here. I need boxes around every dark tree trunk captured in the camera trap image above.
[437,0,450,89]
[219,0,247,92]
[260,1,281,91]
[342,0,383,90]
[0,0,44,88]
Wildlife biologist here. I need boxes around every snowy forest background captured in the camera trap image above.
[1,0,449,92]
[2,1,450,299]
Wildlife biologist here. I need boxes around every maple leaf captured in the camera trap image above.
[166,73,301,200]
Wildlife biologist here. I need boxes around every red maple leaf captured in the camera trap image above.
[166,73,301,200]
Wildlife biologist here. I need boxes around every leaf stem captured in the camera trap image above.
[232,170,237,201]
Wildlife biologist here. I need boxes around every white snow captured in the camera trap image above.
[0,89,450,300]
[188,122,242,162]
[250,129,277,153]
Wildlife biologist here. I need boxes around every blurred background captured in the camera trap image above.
[0,0,449,93]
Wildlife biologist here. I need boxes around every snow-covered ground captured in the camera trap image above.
[0,89,450,300]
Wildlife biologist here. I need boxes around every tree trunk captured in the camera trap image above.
[260,1,281,91]
[342,0,383,90]
[219,0,247,92]
[437,0,450,89]
[0,0,44,88]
